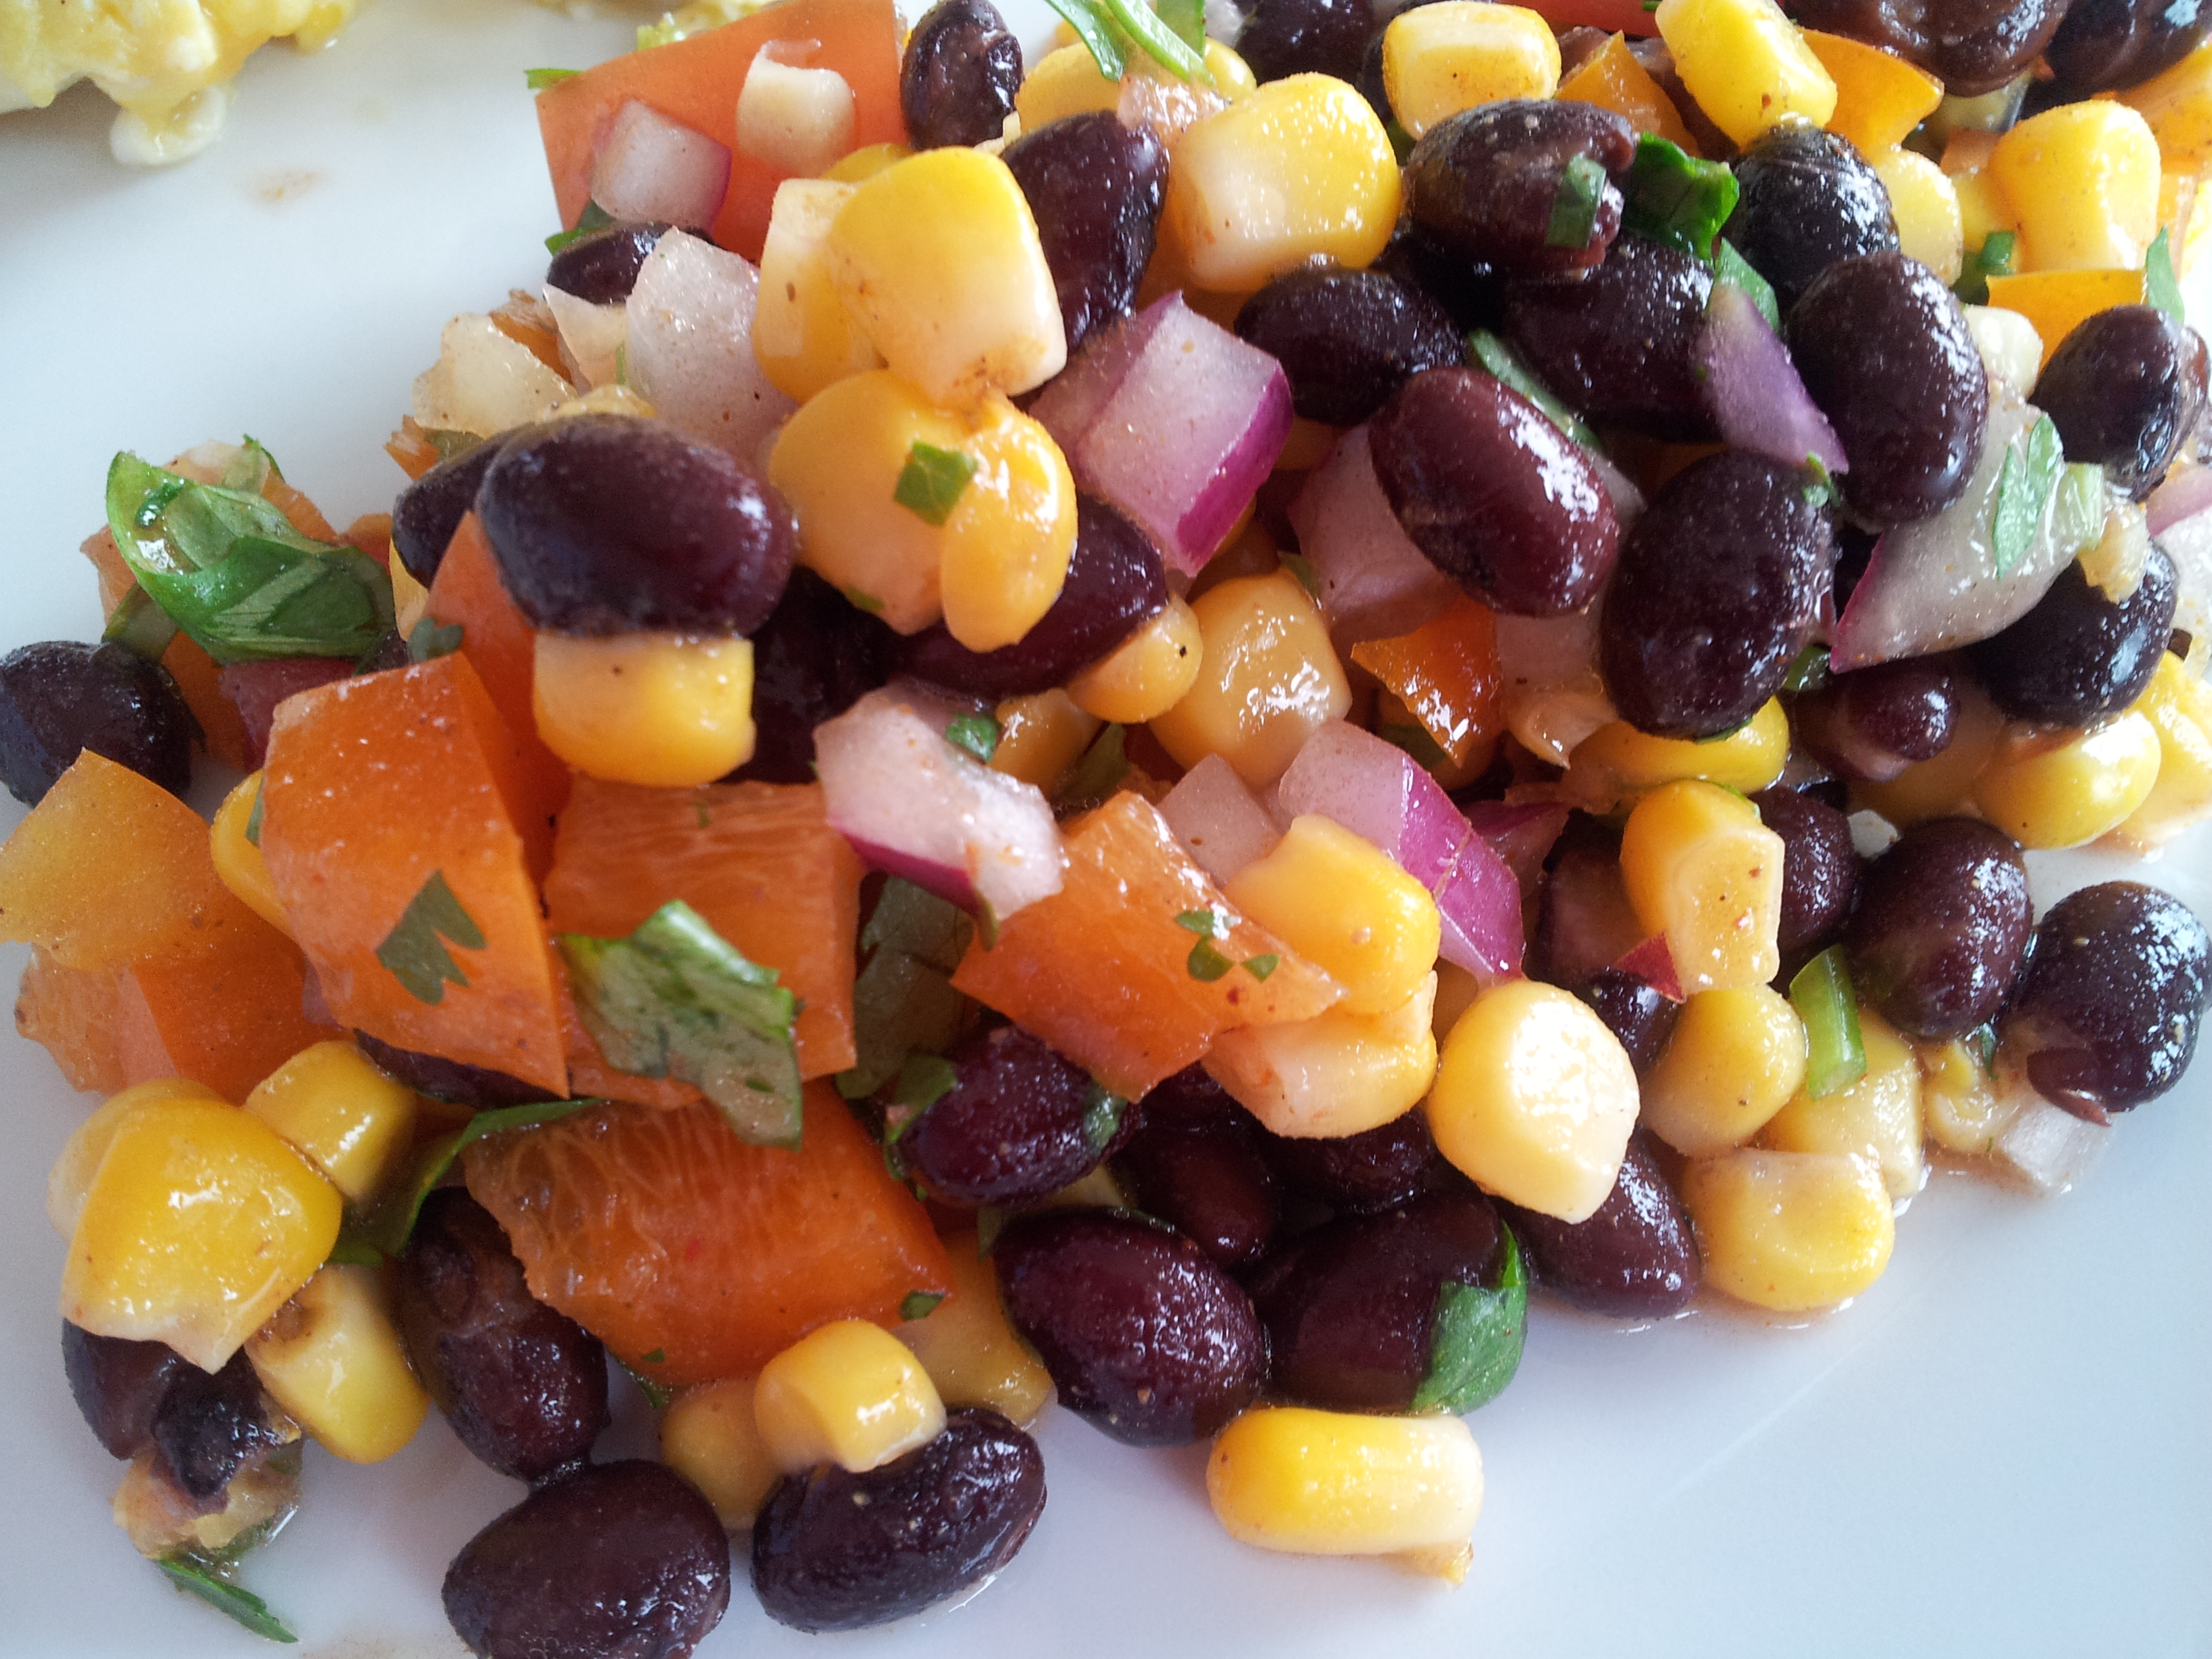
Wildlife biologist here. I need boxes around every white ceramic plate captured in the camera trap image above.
[3,7,2209,1654]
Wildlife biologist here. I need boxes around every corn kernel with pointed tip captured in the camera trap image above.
[244,1039,417,1203]
[245,1265,429,1463]
[1206,972,1437,1139]
[991,690,1103,793]
[1872,146,1964,284]
[893,1237,1054,1426]
[1569,697,1790,799]
[1067,595,1205,724]
[753,1318,946,1474]
[1761,1006,1926,1197]
[533,632,756,788]
[1971,712,2162,848]
[1150,571,1351,785]
[1639,985,1807,1157]
[1992,101,2162,272]
[48,1080,225,1239]
[2112,651,2212,851]
[1208,1407,1484,1559]
[754,178,883,404]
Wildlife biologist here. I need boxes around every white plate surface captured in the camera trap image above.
[2,7,2209,1655]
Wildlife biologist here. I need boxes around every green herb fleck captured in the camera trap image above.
[640,1348,666,1364]
[2147,227,2186,323]
[1547,152,1609,251]
[836,879,973,1100]
[1621,135,1738,262]
[623,1363,673,1410]
[1790,947,1868,1099]
[526,66,579,89]
[890,1052,960,1111]
[1242,952,1279,981]
[1187,937,1234,981]
[1802,453,1837,510]
[1154,0,1206,53]
[324,1236,384,1267]
[842,586,886,614]
[546,200,615,255]
[408,617,464,662]
[1280,550,1322,598]
[338,1096,598,1261]
[158,1558,296,1644]
[976,1205,1010,1256]
[1410,1227,1526,1414]
[695,800,713,830]
[1712,238,1780,331]
[1042,0,1128,78]
[423,428,485,465]
[1174,907,1222,937]
[1952,229,2015,306]
[1991,414,2063,577]
[560,900,804,1147]
[1970,1021,1999,1078]
[945,712,1002,763]
[100,585,182,661]
[900,1290,946,1322]
[894,442,979,527]
[1056,722,1128,806]
[1782,644,1831,696]
[1081,1084,1127,1152]
[219,438,277,495]
[1469,330,1599,449]
[1377,718,1455,777]
[375,872,484,1006]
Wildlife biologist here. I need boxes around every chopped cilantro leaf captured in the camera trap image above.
[1469,330,1599,449]
[338,1097,597,1261]
[243,777,266,846]
[1187,938,1234,981]
[890,1052,960,1111]
[1082,1083,1128,1152]
[894,442,979,527]
[1547,152,1609,250]
[526,67,579,89]
[2147,226,2186,323]
[842,586,886,615]
[1712,238,1780,331]
[546,200,615,255]
[1174,907,1221,937]
[900,1290,946,1321]
[375,871,484,1006]
[945,712,1001,763]
[408,617,464,662]
[157,1558,296,1644]
[1242,953,1279,981]
[1991,414,2062,577]
[1621,135,1738,262]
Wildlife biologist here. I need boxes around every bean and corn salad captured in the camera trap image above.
[5,0,2212,1647]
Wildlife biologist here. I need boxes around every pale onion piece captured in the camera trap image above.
[1286,426,1458,641]
[2157,506,2212,674]
[590,99,731,227]
[411,314,572,438]
[1494,606,1615,766]
[542,286,630,390]
[1158,753,1282,886]
[626,230,797,462]
[736,47,857,177]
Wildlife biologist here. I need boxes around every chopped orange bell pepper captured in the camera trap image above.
[1350,595,1504,769]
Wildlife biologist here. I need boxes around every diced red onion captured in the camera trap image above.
[626,230,796,466]
[1695,283,1848,475]
[1288,426,1458,642]
[2146,462,2212,534]
[1462,800,1568,901]
[1613,935,1684,1002]
[814,688,1065,922]
[590,100,731,230]
[220,657,354,771]
[1158,754,1282,887]
[1030,293,1292,575]
[1994,1076,2108,1193]
[1433,834,1525,985]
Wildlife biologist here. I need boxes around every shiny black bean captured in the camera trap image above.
[1500,1138,1698,1318]
[1235,0,1379,81]
[545,221,678,304]
[396,1190,609,1483]
[1002,112,1167,354]
[1371,220,1505,332]
[1723,127,1899,312]
[1370,366,1620,615]
[1789,253,1990,526]
[0,640,194,806]
[1574,967,1681,1073]
[1404,100,1639,279]
[1235,268,1465,426]
[1247,1191,1507,1412]
[994,1210,1266,1443]
[2033,306,2211,499]
[445,1461,730,1659]
[2005,882,2211,1120]
[1261,1108,1455,1212]
[1753,785,1860,964]
[391,436,506,585]
[1845,817,2032,1038]
[1791,655,1961,782]
[1529,821,1643,989]
[477,415,796,636]
[62,1324,184,1460]
[1968,542,2178,723]
[897,1024,1129,1206]
[2046,0,2211,94]
[901,0,1021,149]
[896,495,1166,699]
[352,1033,547,1109]
[1116,1067,1278,1269]
[729,567,893,785]
[751,1409,1045,1633]
[1792,0,2074,94]
[151,1350,288,1503]
[1500,234,1719,441]
[1599,451,1835,738]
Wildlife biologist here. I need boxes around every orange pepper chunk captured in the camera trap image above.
[260,655,569,1095]
[162,636,254,772]
[951,792,1343,1099]
[1984,269,2147,367]
[386,418,445,482]
[115,920,341,1102]
[1802,30,1944,154]
[1558,33,1700,154]
[15,948,129,1094]
[1350,594,1504,769]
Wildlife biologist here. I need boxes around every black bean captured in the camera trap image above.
[1968,542,2179,723]
[1500,1138,1699,1318]
[1404,100,1639,279]
[396,1190,609,1483]
[2005,881,2211,1119]
[751,1409,1045,1633]
[545,222,678,305]
[1246,1190,1507,1412]
[61,1324,184,1460]
[1373,221,1504,333]
[2032,306,2211,499]
[1235,268,1465,426]
[1845,817,2033,1039]
[1574,967,1681,1074]
[1753,785,1861,966]
[897,1024,1129,1206]
[2046,0,2211,95]
[1115,1067,1279,1269]
[1599,451,1835,738]
[728,567,893,785]
[895,495,1166,699]
[445,1460,730,1659]
[150,1350,288,1503]
[1262,1108,1457,1213]
[1237,0,1378,80]
[1792,0,2074,94]
[1529,820,1643,989]
[1723,126,1899,312]
[391,436,506,586]
[1790,655,1961,782]
[1788,252,1990,526]
[476,415,796,636]
[0,640,194,807]
[352,1033,548,1109]
[1002,112,1167,354]
[994,1210,1266,1443]
[1500,234,1719,441]
[1370,366,1620,615]
[901,0,1021,149]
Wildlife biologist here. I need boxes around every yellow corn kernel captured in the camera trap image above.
[825,146,1065,405]
[936,407,1080,652]
[1953,168,2018,252]
[61,1094,342,1372]
[533,632,756,787]
[1803,28,1943,152]
[1982,269,2146,369]
[209,771,290,937]
[1206,974,1438,1139]
[661,1376,782,1528]
[1917,1033,2011,1155]
[1872,146,1964,284]
[1853,676,2005,826]
[752,1318,946,1475]
[1427,979,1640,1222]
[1067,595,1205,724]
[1638,985,1808,1157]
[991,690,1103,792]
[1653,0,1835,146]
[1164,75,1401,293]
[1681,1147,1894,1311]
[1380,3,1561,140]
[1207,39,1261,99]
[1568,697,1790,800]
[243,1040,417,1204]
[47,1080,224,1238]
[1012,42,1123,129]
[1759,1006,1925,1197]
[1150,571,1351,785]
[754,179,884,403]
[1225,816,1441,1016]
[1971,712,2162,848]
[2115,39,2212,173]
[823,140,910,183]
[1618,780,1786,994]
[244,1265,428,1463]
[1992,102,2161,273]
[1208,1407,1483,1559]
[893,1234,1053,1426]
[2112,652,2212,851]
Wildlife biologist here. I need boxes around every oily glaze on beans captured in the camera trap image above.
[1793,0,2073,94]
[1370,367,1620,616]
[730,568,892,785]
[1967,544,2179,724]
[1372,221,1505,332]
[2004,882,2212,1120]
[1261,1107,1455,1212]
[2045,0,2212,95]
[1116,1067,1279,1269]
[61,1324,184,1460]
[1002,113,1166,354]
[1845,817,2032,1039]
[0,640,194,806]
[750,1409,1046,1633]
[1235,268,1465,427]
[899,0,1022,150]
[993,1210,1266,1444]
[1790,656,1961,782]
[444,1460,730,1659]
[147,1350,290,1502]
[1751,785,1860,965]
[894,1023,1130,1206]
[1723,127,1900,312]
[1235,0,1380,82]
[1787,253,1990,527]
[390,437,506,585]
[2032,306,2211,500]
[1599,451,1835,738]
[1499,1139,1699,1319]
[1403,101,1637,279]
[544,221,677,305]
